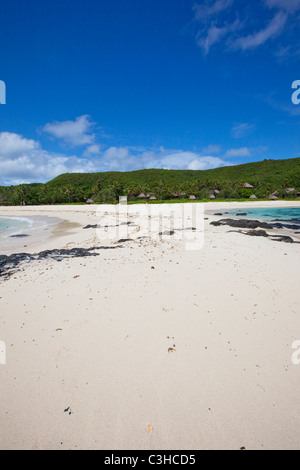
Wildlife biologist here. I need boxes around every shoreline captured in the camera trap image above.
[0,200,300,255]
[0,214,81,255]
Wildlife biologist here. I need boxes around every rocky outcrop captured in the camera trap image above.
[210,218,272,229]
[212,218,299,243]
[0,245,123,280]
[10,234,29,238]
[228,229,295,243]
[83,224,98,229]
[270,223,300,230]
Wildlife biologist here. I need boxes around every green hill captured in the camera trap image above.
[47,157,300,189]
[1,158,300,205]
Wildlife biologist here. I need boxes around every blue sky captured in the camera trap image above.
[0,0,300,185]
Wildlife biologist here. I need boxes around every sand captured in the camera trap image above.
[0,201,300,450]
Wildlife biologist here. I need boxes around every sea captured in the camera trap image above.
[0,215,60,253]
[0,216,33,239]
[223,207,300,223]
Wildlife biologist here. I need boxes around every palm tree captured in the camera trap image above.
[16,186,25,204]
[65,185,75,203]
[92,181,102,195]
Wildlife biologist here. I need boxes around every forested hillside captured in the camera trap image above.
[1,158,300,205]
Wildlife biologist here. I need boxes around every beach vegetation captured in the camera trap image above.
[0,157,300,205]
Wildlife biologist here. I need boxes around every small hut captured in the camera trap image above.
[269,194,278,200]
[137,193,146,199]
[172,192,186,199]
[189,195,196,200]
[243,183,254,189]
[249,194,257,199]
[210,194,216,200]
[86,198,94,204]
[149,196,157,201]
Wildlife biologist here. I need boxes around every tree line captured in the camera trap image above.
[1,158,300,205]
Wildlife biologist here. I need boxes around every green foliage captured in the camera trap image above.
[93,187,117,204]
[0,157,300,205]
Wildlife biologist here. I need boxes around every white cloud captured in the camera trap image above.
[43,115,96,147]
[231,123,256,138]
[0,132,37,157]
[83,144,101,157]
[202,144,222,154]
[0,131,241,185]
[265,0,300,13]
[193,0,233,22]
[230,12,287,50]
[197,25,228,54]
[157,151,203,170]
[0,132,96,185]
[187,156,229,170]
[193,1,297,55]
[196,19,241,54]
[98,148,230,171]
[224,147,252,158]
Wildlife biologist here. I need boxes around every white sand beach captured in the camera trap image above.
[0,201,300,450]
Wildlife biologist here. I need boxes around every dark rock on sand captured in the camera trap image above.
[269,235,295,243]
[229,229,296,243]
[285,224,300,230]
[210,218,272,229]
[10,234,29,238]
[159,230,175,236]
[271,223,300,230]
[236,213,247,216]
[83,224,98,229]
[245,230,269,237]
[0,245,123,279]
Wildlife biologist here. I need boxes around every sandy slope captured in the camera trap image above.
[0,201,300,450]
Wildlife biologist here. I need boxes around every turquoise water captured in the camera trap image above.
[0,217,32,237]
[0,215,61,253]
[224,207,300,222]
